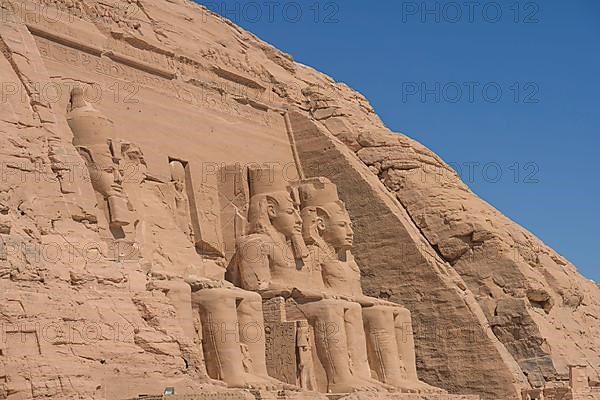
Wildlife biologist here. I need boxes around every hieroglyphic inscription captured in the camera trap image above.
[123,390,253,400]
[36,36,173,91]
[12,0,280,121]
[173,392,251,400]
[264,321,297,385]
[12,0,292,101]
[36,36,274,126]
[33,35,276,127]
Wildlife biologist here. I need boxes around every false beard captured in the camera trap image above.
[291,232,309,260]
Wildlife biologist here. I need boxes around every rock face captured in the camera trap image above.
[0,1,598,400]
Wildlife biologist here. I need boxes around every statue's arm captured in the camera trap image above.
[231,235,272,291]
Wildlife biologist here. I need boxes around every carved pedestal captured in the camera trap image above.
[263,298,318,391]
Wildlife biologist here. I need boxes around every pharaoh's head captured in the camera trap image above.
[317,201,354,251]
[247,165,307,259]
[246,166,301,235]
[265,190,302,238]
[298,177,354,252]
[170,160,186,193]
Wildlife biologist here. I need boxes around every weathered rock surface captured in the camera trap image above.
[324,113,600,389]
[0,0,597,399]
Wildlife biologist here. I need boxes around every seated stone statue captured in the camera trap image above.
[134,167,290,390]
[297,177,444,394]
[187,277,281,389]
[227,166,388,394]
[146,270,289,390]
[139,186,289,389]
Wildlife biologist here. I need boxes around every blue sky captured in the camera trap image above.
[196,0,600,281]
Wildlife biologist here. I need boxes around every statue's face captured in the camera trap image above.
[174,180,184,192]
[268,193,302,238]
[321,205,354,250]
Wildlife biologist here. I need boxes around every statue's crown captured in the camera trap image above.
[248,165,289,197]
[298,177,339,207]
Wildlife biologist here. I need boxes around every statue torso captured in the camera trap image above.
[234,233,325,292]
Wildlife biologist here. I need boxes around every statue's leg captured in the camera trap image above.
[235,290,269,378]
[146,279,211,380]
[393,307,417,381]
[343,302,372,380]
[161,280,196,340]
[192,289,245,387]
[345,303,394,391]
[300,299,370,393]
[362,305,406,387]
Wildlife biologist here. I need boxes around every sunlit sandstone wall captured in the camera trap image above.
[0,0,599,399]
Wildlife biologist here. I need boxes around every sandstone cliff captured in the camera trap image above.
[0,0,598,399]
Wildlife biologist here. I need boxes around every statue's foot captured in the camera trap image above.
[207,378,228,387]
[363,378,395,392]
[413,380,446,394]
[388,379,445,394]
[223,375,249,390]
[384,379,419,393]
[259,375,300,391]
[234,373,298,391]
[328,380,380,393]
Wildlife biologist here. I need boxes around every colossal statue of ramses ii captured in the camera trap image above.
[297,177,443,393]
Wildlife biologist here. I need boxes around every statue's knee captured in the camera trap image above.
[237,295,264,318]
[393,307,412,323]
[192,288,233,309]
[166,279,192,294]
[238,290,262,303]
[344,301,362,314]
[302,301,344,323]
[362,305,388,320]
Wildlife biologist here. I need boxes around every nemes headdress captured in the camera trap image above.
[296,177,348,245]
[247,165,308,259]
